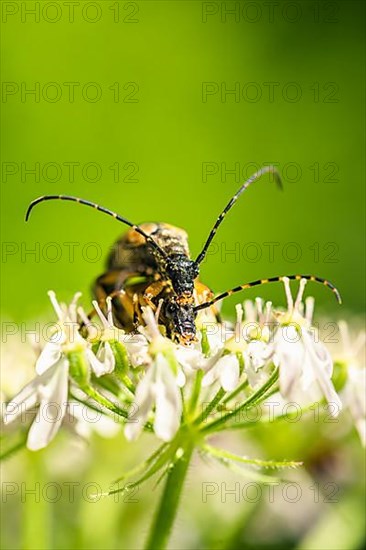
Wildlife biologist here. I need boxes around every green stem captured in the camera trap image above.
[119,374,136,395]
[200,326,211,356]
[222,378,249,404]
[188,370,203,416]
[111,443,168,486]
[144,438,194,550]
[200,367,279,434]
[194,387,226,426]
[201,443,302,469]
[82,385,128,419]
[221,398,323,431]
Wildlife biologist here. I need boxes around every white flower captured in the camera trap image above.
[175,344,222,376]
[337,321,366,445]
[123,334,150,367]
[4,291,110,450]
[4,357,69,450]
[201,301,275,392]
[202,305,251,391]
[202,353,240,392]
[344,366,366,446]
[124,308,182,442]
[245,340,271,371]
[273,278,342,415]
[240,299,275,387]
[244,340,272,388]
[80,295,150,369]
[66,400,121,440]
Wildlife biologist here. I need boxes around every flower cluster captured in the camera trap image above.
[3,291,114,450]
[3,279,365,451]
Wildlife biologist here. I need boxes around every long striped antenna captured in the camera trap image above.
[194,166,282,266]
[25,195,168,259]
[194,274,342,312]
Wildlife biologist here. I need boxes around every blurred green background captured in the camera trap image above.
[1,0,365,322]
[1,1,365,549]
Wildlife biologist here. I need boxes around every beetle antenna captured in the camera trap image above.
[194,166,282,266]
[25,195,168,259]
[194,274,342,311]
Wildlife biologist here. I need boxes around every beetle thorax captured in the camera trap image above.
[165,255,199,297]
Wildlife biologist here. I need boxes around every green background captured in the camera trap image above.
[1,0,365,322]
[1,1,365,550]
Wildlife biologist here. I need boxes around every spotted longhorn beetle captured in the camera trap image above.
[26,167,341,345]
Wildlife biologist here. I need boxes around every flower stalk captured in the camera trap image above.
[200,366,279,434]
[144,435,195,550]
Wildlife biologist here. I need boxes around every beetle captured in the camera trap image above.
[25,166,341,345]
[92,221,217,339]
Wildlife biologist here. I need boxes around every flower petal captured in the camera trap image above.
[27,357,69,451]
[123,334,150,367]
[175,346,201,371]
[245,340,272,371]
[154,355,182,441]
[94,342,115,375]
[4,377,40,424]
[176,367,186,388]
[303,331,342,415]
[275,327,304,398]
[355,418,366,447]
[124,365,155,441]
[202,363,219,387]
[345,367,366,420]
[218,355,240,392]
[86,347,113,377]
[35,341,61,375]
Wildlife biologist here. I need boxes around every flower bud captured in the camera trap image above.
[332,361,348,392]
[67,346,90,388]
[109,340,129,376]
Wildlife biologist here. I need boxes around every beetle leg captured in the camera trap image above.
[143,280,169,307]
[194,280,221,323]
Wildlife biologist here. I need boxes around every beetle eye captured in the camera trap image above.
[166,302,177,314]
[166,263,176,276]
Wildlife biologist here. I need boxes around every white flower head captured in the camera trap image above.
[202,305,244,391]
[84,296,150,369]
[202,353,240,392]
[124,307,183,442]
[273,279,342,415]
[240,299,275,387]
[244,340,273,388]
[337,321,366,445]
[4,292,110,450]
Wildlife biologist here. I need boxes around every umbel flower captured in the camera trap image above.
[335,321,366,445]
[3,280,358,451]
[3,280,358,447]
[201,304,245,392]
[3,281,365,550]
[125,308,182,442]
[272,277,342,413]
[4,291,115,450]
